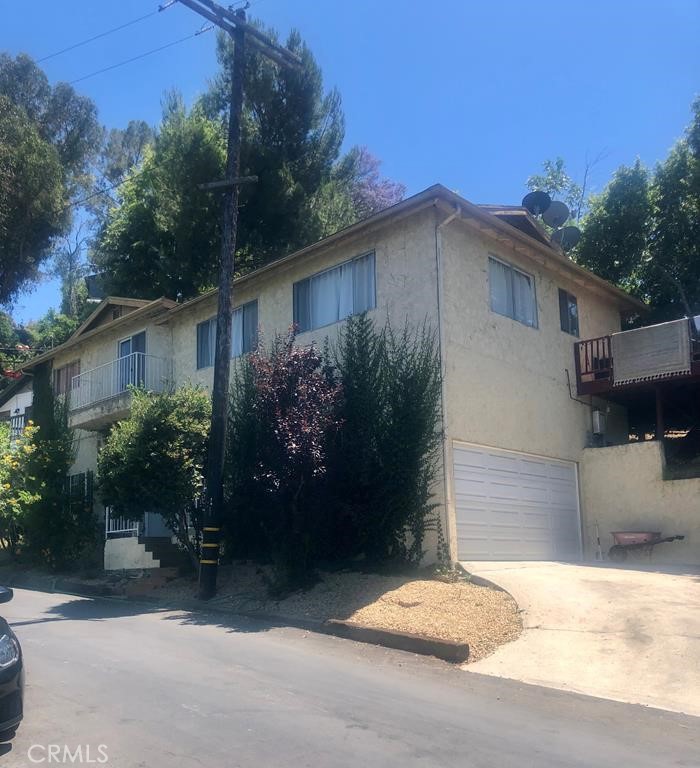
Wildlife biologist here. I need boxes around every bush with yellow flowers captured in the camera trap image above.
[0,420,39,556]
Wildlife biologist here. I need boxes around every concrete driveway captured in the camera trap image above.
[461,561,700,717]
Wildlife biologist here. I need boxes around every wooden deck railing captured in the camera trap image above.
[575,335,613,391]
[575,317,700,395]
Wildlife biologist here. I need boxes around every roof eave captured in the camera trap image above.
[22,297,177,371]
[435,189,647,314]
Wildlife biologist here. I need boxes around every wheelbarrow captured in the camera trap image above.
[608,531,685,562]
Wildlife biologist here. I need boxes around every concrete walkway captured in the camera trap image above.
[461,561,700,717]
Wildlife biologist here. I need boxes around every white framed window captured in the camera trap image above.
[293,252,376,333]
[488,256,538,328]
[196,300,258,370]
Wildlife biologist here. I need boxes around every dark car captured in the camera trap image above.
[0,587,23,740]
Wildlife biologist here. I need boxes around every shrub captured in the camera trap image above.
[22,363,98,570]
[225,330,342,586]
[0,421,39,556]
[330,315,442,565]
[224,358,267,558]
[98,386,211,569]
[225,316,442,582]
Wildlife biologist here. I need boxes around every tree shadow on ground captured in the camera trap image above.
[9,596,168,628]
[10,564,443,637]
[11,594,294,635]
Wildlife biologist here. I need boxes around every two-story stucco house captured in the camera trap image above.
[22,184,700,570]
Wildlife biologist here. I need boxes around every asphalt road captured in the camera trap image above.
[2,588,698,768]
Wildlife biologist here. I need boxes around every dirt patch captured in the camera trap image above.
[153,564,522,662]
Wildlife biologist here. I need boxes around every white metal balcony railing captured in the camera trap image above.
[69,352,172,411]
[105,507,139,538]
[104,508,173,540]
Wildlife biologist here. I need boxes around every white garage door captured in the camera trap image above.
[453,443,581,561]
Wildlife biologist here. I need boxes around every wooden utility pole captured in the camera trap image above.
[177,0,301,599]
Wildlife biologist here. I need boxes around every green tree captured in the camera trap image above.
[98,386,212,569]
[0,54,101,182]
[573,99,700,321]
[50,224,90,317]
[202,27,347,268]
[93,26,403,300]
[0,95,66,304]
[26,309,82,350]
[93,98,226,300]
[575,161,652,293]
[527,157,583,221]
[89,120,155,226]
[0,54,101,304]
[641,98,700,321]
[0,312,15,348]
[529,99,699,322]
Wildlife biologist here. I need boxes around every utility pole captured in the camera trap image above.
[176,0,301,599]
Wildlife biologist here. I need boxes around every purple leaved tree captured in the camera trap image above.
[248,330,342,582]
[347,146,406,220]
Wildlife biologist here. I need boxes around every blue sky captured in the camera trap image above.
[3,0,699,323]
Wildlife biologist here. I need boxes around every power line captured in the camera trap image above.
[65,176,136,211]
[37,4,175,64]
[69,25,214,86]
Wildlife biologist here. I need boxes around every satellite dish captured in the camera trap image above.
[522,190,551,216]
[542,200,570,228]
[552,225,581,251]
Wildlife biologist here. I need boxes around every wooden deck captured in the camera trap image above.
[575,321,700,397]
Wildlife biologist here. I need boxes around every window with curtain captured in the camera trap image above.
[197,300,258,369]
[196,318,216,370]
[231,301,258,358]
[558,288,579,336]
[293,252,376,333]
[488,256,537,328]
[53,360,81,395]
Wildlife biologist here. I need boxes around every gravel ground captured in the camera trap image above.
[151,564,522,662]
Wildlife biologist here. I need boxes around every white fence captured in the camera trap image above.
[70,353,172,411]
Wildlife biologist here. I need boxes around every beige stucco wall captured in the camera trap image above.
[72,429,101,475]
[580,441,700,565]
[438,217,629,558]
[167,206,445,560]
[168,207,441,389]
[51,312,172,376]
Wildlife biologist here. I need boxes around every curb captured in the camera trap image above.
[323,619,469,663]
[5,578,470,664]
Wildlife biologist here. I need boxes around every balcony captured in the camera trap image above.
[68,352,172,430]
[575,317,700,396]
